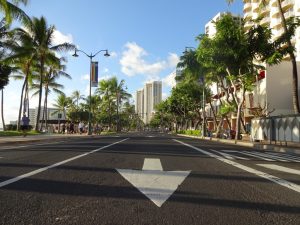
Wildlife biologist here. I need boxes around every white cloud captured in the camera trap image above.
[167,53,180,68]
[85,84,90,96]
[162,71,176,88]
[120,42,167,77]
[99,75,112,81]
[110,51,118,58]
[52,30,73,45]
[103,68,109,73]
[162,92,169,100]
[80,74,89,81]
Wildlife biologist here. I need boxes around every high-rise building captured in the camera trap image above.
[135,89,144,120]
[135,81,162,124]
[243,0,300,60]
[205,12,242,38]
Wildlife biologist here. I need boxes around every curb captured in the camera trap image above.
[177,134,300,154]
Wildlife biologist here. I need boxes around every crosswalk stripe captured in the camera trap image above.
[257,164,300,175]
[211,150,234,160]
[248,152,289,162]
[240,151,275,161]
[268,152,300,162]
[174,139,300,194]
[217,150,299,162]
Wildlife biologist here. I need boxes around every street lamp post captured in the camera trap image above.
[72,48,110,135]
[183,46,206,137]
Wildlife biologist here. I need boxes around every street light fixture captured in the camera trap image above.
[72,48,110,135]
[184,46,206,138]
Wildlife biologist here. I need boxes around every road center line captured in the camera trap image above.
[173,139,300,194]
[0,138,129,188]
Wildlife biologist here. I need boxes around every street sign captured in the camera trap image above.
[117,158,191,207]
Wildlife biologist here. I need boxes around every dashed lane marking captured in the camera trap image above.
[173,139,300,194]
[0,138,129,188]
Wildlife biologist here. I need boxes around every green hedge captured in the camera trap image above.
[177,130,201,136]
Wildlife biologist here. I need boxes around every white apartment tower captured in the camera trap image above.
[135,89,144,120]
[135,81,162,124]
[243,0,300,60]
[205,12,242,38]
[243,0,300,116]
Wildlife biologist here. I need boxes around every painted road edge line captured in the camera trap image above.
[0,138,129,188]
[173,139,300,194]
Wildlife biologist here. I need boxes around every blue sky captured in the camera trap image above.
[2,0,243,124]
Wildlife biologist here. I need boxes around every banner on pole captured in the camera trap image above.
[91,61,98,87]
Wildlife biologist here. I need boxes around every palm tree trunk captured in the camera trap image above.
[1,89,5,131]
[277,0,300,113]
[45,92,48,130]
[40,89,47,131]
[17,77,27,130]
[35,59,44,131]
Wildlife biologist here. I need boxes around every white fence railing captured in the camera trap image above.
[251,115,300,142]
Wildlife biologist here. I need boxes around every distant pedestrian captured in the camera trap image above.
[62,123,66,134]
[21,113,30,137]
[70,122,74,134]
[66,122,70,134]
[78,121,84,134]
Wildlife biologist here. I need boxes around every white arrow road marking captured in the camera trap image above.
[117,158,191,207]
[173,139,300,194]
[0,138,129,188]
[257,164,300,176]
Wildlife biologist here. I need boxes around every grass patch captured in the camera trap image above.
[177,130,201,136]
[0,130,41,137]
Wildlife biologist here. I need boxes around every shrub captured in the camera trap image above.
[177,130,201,136]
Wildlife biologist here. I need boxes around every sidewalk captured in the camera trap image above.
[177,134,300,154]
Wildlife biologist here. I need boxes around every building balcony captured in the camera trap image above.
[244,2,252,11]
[260,16,270,25]
[271,0,277,7]
[284,8,294,19]
[252,3,260,13]
[281,0,294,11]
[271,6,280,17]
[244,11,252,20]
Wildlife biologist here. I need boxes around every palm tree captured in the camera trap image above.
[110,77,131,132]
[8,23,39,130]
[71,90,84,109]
[0,0,30,25]
[96,78,115,130]
[52,93,70,132]
[20,16,74,131]
[31,57,71,130]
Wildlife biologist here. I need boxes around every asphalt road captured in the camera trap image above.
[0,132,299,225]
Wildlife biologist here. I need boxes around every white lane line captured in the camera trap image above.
[240,151,275,161]
[173,139,300,194]
[211,150,234,160]
[0,141,67,150]
[257,164,300,176]
[0,138,129,188]
[142,158,163,171]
